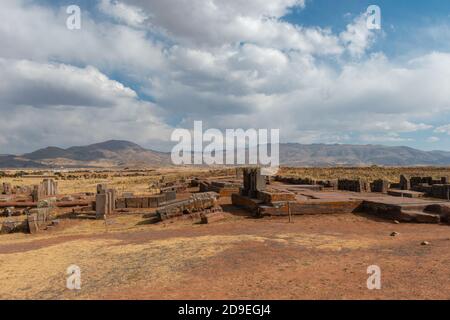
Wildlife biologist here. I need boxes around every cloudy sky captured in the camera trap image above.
[2,0,450,154]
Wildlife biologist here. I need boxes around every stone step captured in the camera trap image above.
[399,210,441,224]
[388,190,425,198]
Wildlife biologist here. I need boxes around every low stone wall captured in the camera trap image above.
[259,200,362,217]
[116,194,166,209]
[338,179,370,192]
[370,179,389,193]
[274,176,338,189]
[430,184,450,200]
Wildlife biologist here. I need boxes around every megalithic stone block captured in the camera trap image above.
[27,213,39,234]
[97,184,108,194]
[400,175,411,190]
[371,179,389,193]
[32,185,40,202]
[3,183,12,195]
[106,191,113,215]
[53,181,58,195]
[96,193,107,219]
[108,189,117,210]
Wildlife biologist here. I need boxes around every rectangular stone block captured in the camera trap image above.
[164,191,177,202]
[27,213,39,234]
[97,184,108,194]
[400,175,411,190]
[148,196,160,208]
[116,198,126,209]
[125,197,141,208]
[371,179,389,193]
[96,194,107,219]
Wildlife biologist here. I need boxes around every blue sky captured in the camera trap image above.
[287,0,450,58]
[1,0,450,153]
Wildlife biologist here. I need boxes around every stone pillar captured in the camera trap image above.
[108,189,117,211]
[255,168,267,192]
[400,175,411,190]
[43,179,49,196]
[45,179,57,196]
[27,212,39,234]
[106,191,113,215]
[3,183,12,195]
[96,193,108,220]
[32,185,41,202]
[97,184,108,194]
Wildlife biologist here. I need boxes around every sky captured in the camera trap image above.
[1,0,450,154]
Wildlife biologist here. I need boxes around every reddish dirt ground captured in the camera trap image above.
[101,215,450,300]
[1,209,448,300]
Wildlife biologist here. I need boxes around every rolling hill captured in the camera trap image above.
[2,140,450,168]
[0,140,170,168]
[279,144,450,166]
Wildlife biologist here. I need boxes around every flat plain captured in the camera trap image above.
[0,167,449,300]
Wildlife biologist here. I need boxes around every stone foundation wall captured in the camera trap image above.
[338,179,370,192]
[370,179,389,193]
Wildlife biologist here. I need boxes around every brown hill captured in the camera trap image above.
[2,140,450,168]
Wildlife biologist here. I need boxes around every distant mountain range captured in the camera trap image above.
[279,143,450,166]
[0,140,169,168]
[1,140,450,168]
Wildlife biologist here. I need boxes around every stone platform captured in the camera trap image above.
[232,182,450,224]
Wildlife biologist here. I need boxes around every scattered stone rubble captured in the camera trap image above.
[2,169,450,236]
[0,199,59,234]
[155,192,222,223]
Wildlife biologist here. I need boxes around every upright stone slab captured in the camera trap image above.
[53,180,58,195]
[32,185,40,202]
[97,184,108,195]
[255,169,267,192]
[27,212,39,234]
[43,179,49,195]
[242,168,267,198]
[40,179,58,196]
[96,194,107,219]
[400,175,411,190]
[109,189,117,210]
[3,183,12,195]
[371,179,389,193]
[106,191,113,215]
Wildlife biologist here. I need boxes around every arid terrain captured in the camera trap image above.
[0,167,449,300]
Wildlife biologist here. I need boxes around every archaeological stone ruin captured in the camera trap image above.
[1,167,450,237]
